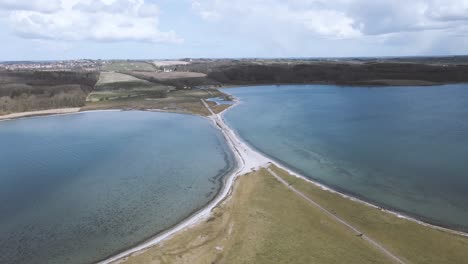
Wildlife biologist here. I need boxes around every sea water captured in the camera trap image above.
[222,84,468,231]
[0,111,235,264]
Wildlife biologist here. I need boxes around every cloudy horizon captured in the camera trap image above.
[1,0,468,60]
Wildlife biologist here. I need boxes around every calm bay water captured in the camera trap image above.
[0,111,235,264]
[222,84,468,231]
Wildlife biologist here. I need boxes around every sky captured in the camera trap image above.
[0,0,468,60]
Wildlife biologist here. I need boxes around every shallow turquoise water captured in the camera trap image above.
[222,84,468,231]
[0,111,235,264]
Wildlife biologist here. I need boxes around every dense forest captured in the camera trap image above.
[0,71,99,114]
[206,63,468,85]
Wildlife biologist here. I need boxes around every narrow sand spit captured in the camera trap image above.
[0,109,125,122]
[98,101,270,264]
[0,108,81,121]
[100,98,468,264]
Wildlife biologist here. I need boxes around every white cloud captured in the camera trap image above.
[426,0,468,21]
[191,1,220,21]
[2,0,468,58]
[191,0,468,37]
[72,0,159,17]
[0,0,62,13]
[287,10,361,38]
[1,0,182,43]
[191,0,362,39]
[188,0,468,56]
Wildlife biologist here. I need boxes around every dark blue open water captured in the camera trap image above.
[222,84,468,231]
[0,111,235,264]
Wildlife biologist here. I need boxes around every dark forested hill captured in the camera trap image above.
[0,71,99,114]
[206,62,468,86]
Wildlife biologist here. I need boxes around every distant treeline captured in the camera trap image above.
[117,61,468,90]
[0,71,99,114]
[206,63,468,86]
[0,71,98,88]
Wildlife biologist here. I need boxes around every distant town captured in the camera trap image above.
[0,60,101,72]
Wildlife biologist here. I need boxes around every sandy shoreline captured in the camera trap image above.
[100,98,468,264]
[0,108,82,121]
[0,108,170,122]
[98,101,271,264]
[0,106,248,263]
[218,101,468,238]
[90,105,284,263]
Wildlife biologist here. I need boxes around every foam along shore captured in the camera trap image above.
[0,108,81,121]
[0,109,146,122]
[102,98,468,264]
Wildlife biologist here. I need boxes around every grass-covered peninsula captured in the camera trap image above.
[118,166,468,264]
[104,95,468,264]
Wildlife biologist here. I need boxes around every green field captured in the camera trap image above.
[96,72,149,86]
[271,166,468,264]
[121,169,395,264]
[86,88,170,102]
[84,89,230,116]
[84,71,230,115]
[87,72,172,103]
[102,61,157,72]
